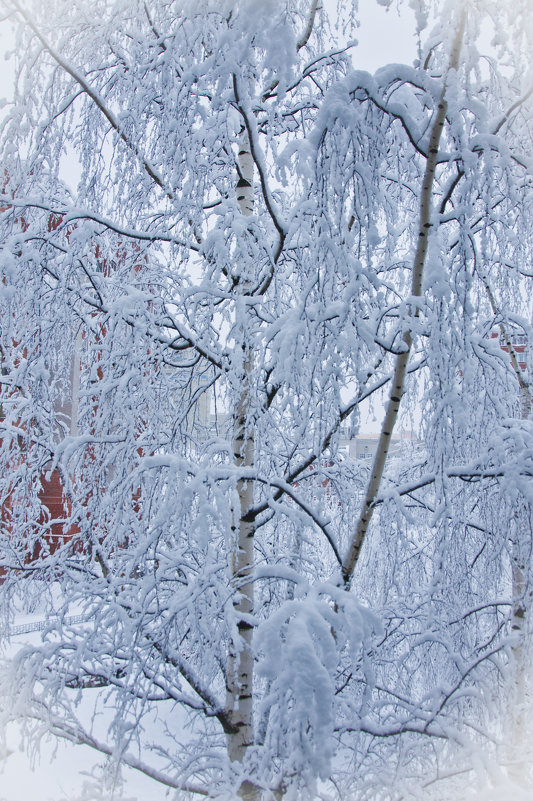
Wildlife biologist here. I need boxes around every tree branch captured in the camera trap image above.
[493,85,533,135]
[38,712,210,795]
[297,0,319,50]
[0,195,200,251]
[233,74,287,262]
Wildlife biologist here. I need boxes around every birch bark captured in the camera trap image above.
[225,132,259,801]
[477,270,532,781]
[507,378,531,788]
[503,323,531,785]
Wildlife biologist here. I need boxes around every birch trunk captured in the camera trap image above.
[480,275,532,782]
[225,133,259,801]
[507,471,530,787]
[341,14,466,588]
[507,337,531,786]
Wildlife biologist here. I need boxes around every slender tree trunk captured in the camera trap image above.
[480,275,532,782]
[225,133,259,800]
[508,341,531,786]
[507,488,530,787]
[341,13,466,588]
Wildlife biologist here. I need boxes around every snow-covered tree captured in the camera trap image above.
[1,1,533,798]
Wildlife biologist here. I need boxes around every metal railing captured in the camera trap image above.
[6,615,86,637]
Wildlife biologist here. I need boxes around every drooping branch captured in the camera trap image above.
[252,474,342,566]
[0,195,200,251]
[145,634,238,736]
[259,0,319,102]
[261,44,355,103]
[473,247,531,416]
[35,711,210,795]
[431,84,533,216]
[143,1,167,53]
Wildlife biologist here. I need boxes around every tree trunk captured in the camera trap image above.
[481,278,532,782]
[341,13,466,588]
[509,361,531,785]
[225,132,259,800]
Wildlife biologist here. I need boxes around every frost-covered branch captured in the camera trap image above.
[37,711,210,795]
[0,195,201,250]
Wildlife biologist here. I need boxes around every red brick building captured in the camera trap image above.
[0,195,146,575]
